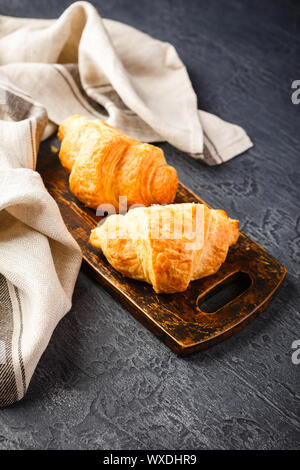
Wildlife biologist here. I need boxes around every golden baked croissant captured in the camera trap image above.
[57,115,178,211]
[90,203,239,293]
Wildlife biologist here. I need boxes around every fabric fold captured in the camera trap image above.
[0,1,252,406]
[0,1,252,163]
[0,81,81,407]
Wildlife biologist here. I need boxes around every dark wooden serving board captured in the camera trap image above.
[38,153,287,355]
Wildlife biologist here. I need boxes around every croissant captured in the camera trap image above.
[90,203,239,293]
[57,115,178,211]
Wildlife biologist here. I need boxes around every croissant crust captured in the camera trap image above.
[58,115,178,211]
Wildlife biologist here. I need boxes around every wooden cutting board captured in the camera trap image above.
[38,152,287,355]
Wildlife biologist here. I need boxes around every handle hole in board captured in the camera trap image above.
[197,271,252,314]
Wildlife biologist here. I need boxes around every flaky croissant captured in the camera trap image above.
[90,203,239,294]
[57,115,178,211]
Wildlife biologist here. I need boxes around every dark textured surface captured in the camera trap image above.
[0,0,299,450]
[38,154,286,355]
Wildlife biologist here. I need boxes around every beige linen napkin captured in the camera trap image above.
[0,1,252,406]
